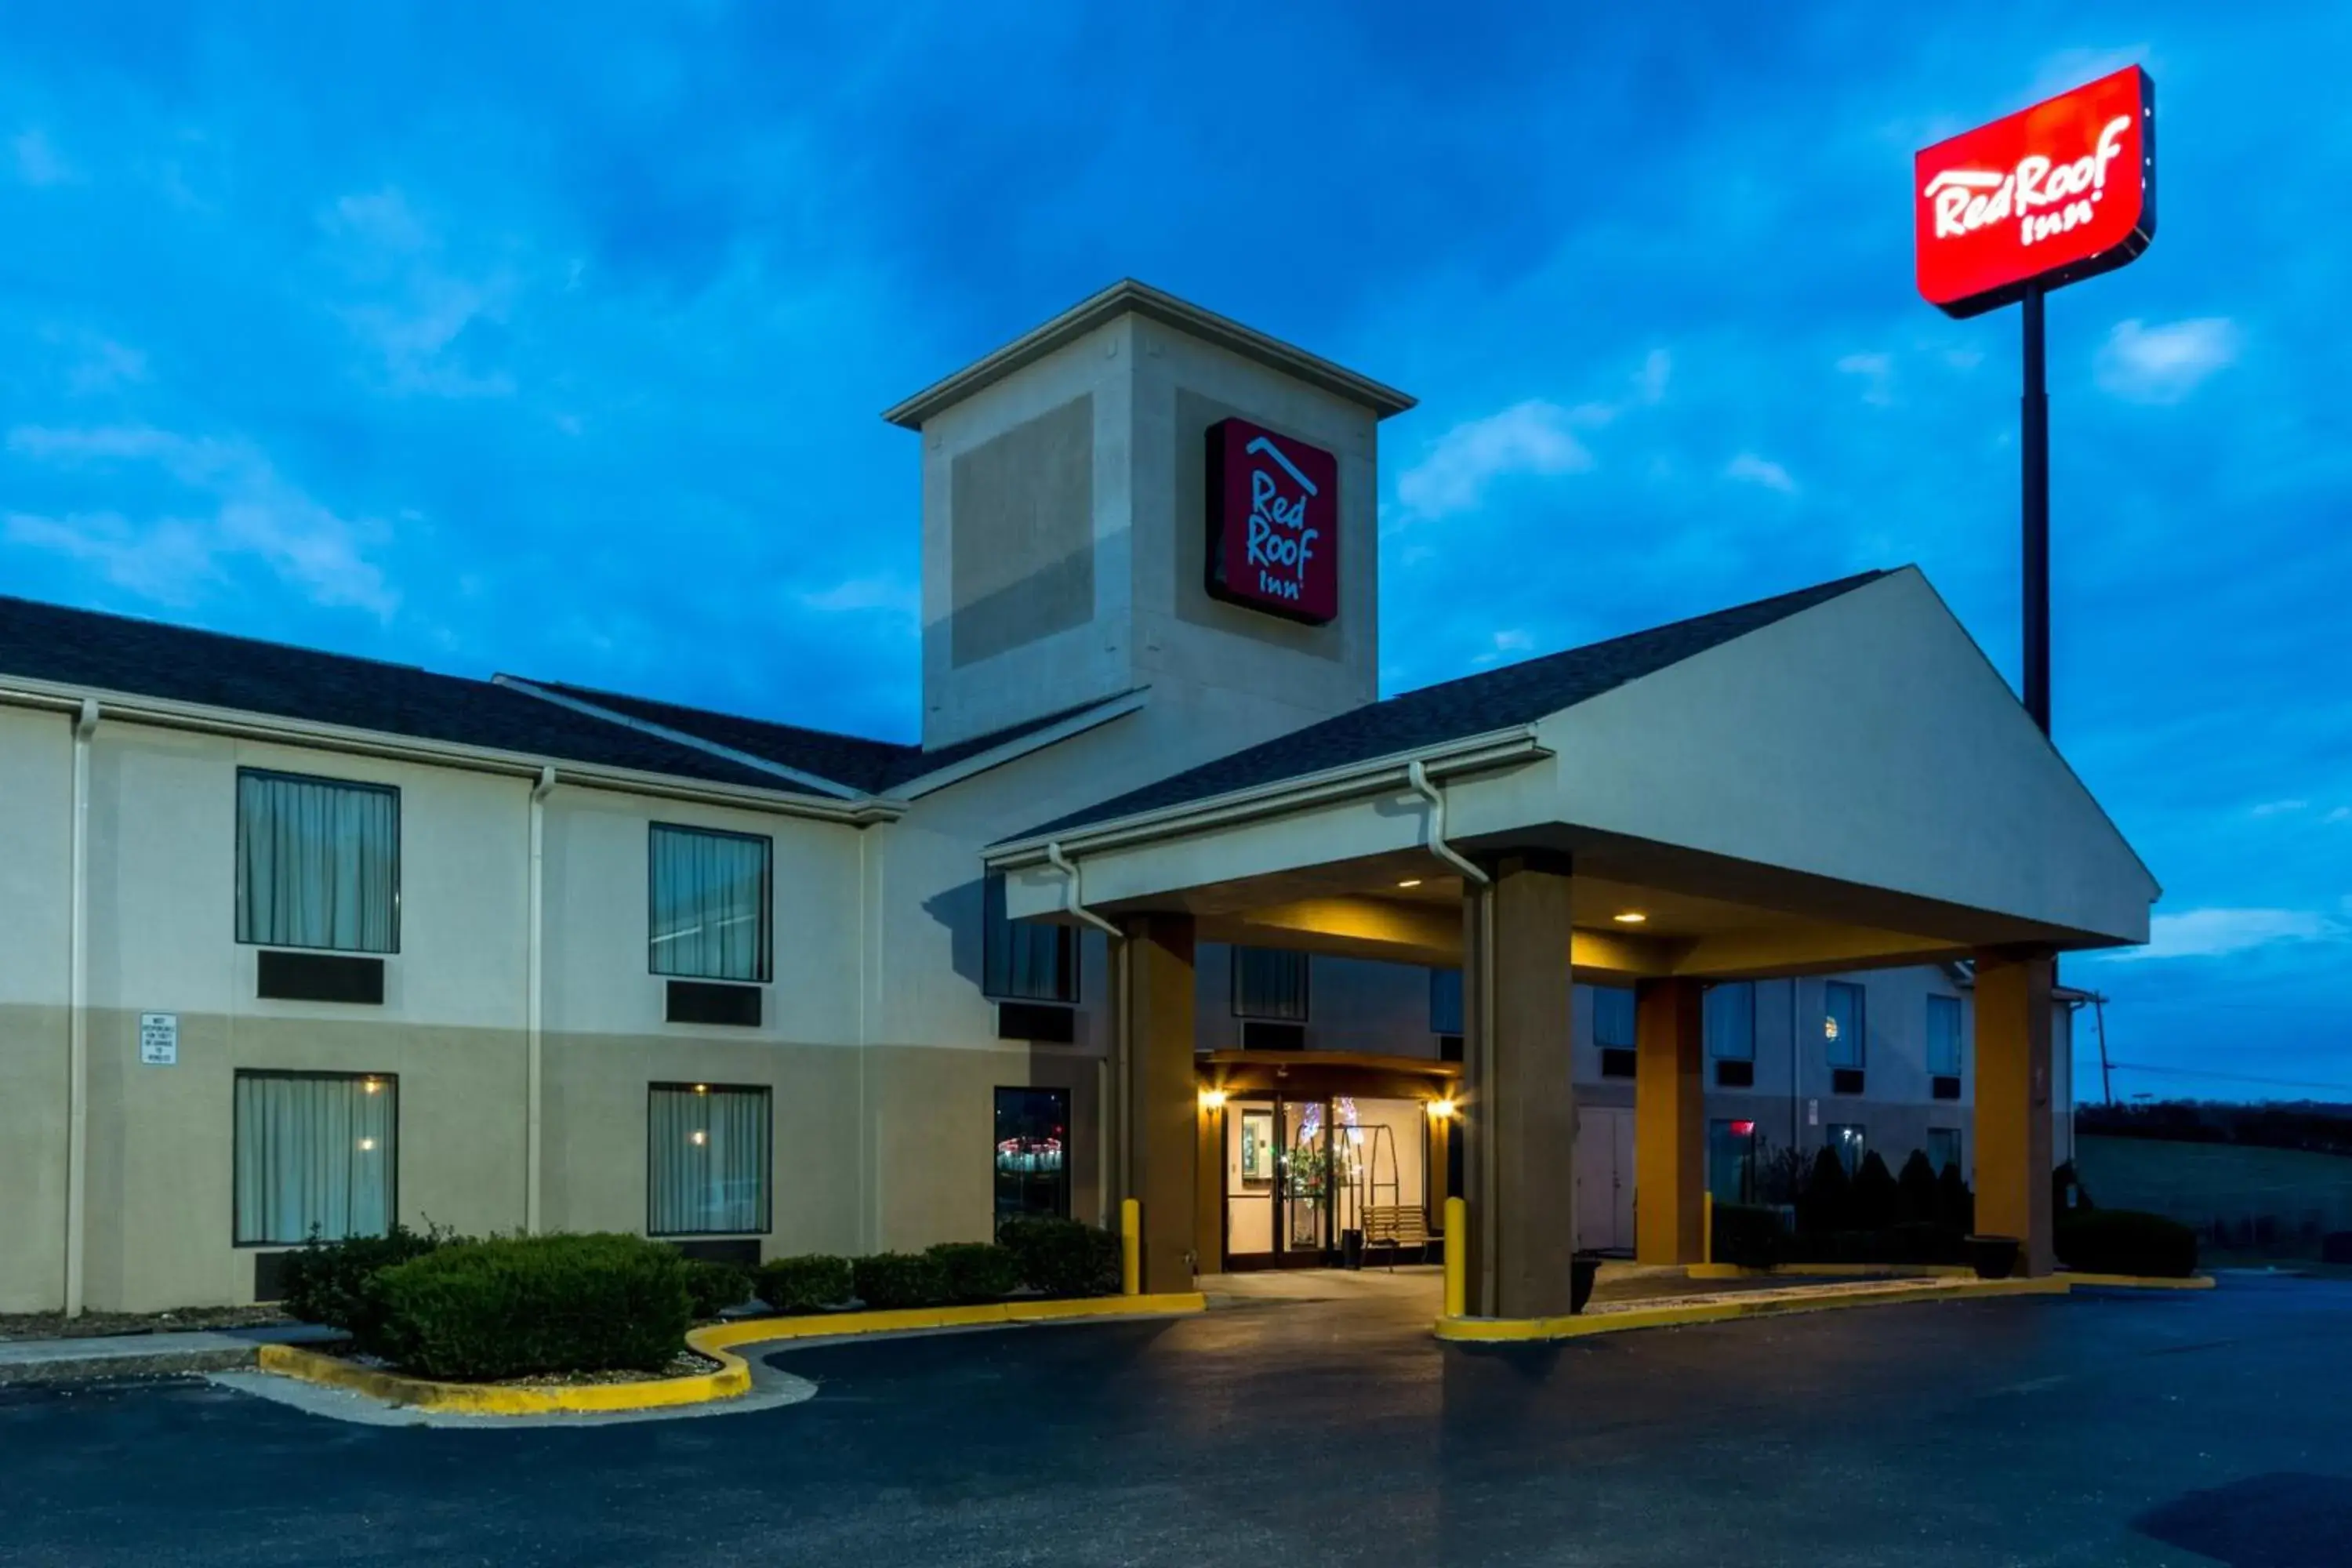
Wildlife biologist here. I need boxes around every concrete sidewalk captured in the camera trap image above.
[0,1324,340,1385]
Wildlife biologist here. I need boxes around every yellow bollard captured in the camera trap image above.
[1443,1196,1468,1318]
[1120,1197,1141,1296]
[1704,1191,1715,1266]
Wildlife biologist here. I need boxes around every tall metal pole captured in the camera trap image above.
[2020,285,2051,735]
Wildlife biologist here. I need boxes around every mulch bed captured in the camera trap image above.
[332,1346,725,1388]
[0,1305,292,1343]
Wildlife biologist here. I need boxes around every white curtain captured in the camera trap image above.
[1706,981,1756,1061]
[983,874,1072,1002]
[650,826,769,981]
[648,1085,771,1235]
[237,771,399,953]
[234,1073,396,1244]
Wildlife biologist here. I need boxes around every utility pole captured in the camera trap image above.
[2093,992,2114,1105]
[2021,285,2051,735]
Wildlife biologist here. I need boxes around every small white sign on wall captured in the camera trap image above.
[139,1013,178,1065]
[1806,1098,1819,1127]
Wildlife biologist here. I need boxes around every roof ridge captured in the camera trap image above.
[522,674,916,755]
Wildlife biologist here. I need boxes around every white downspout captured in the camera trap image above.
[65,697,98,1318]
[1043,842,1121,938]
[525,765,555,1233]
[1405,760,1490,886]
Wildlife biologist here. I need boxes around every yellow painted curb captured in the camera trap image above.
[258,1293,1208,1414]
[2059,1272,2216,1290]
[1685,1262,1977,1281]
[1433,1276,2072,1342]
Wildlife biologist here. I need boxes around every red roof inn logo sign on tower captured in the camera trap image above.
[1205,418,1340,624]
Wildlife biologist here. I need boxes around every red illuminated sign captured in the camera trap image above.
[1915,66,2156,318]
[1205,418,1339,624]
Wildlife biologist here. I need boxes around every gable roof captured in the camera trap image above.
[0,594,814,793]
[1010,570,1891,840]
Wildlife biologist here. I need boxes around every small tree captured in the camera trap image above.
[1798,1145,1852,1235]
[1896,1150,1941,1226]
[1852,1150,1901,1232]
[1936,1159,1975,1235]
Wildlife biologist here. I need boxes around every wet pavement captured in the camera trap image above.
[0,1272,2345,1566]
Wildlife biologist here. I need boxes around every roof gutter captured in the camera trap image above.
[1044,842,1121,938]
[0,680,904,826]
[1405,758,1490,886]
[985,725,1548,870]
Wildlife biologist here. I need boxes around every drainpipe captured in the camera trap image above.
[1043,842,1121,937]
[1043,842,1123,1218]
[1404,760,1490,887]
[64,697,98,1318]
[524,765,556,1234]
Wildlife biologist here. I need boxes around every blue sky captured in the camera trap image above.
[4,2,2346,1101]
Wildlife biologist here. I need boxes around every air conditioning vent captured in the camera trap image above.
[667,981,762,1027]
[1715,1059,1755,1089]
[1438,1033,1465,1063]
[997,1002,1076,1044]
[1599,1047,1636,1080]
[1932,1074,1962,1101]
[1241,1021,1306,1052]
[257,950,384,1005]
[1831,1067,1866,1095]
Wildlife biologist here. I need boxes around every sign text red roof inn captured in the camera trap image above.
[1915,66,2157,318]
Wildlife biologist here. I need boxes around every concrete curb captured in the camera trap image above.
[256,1292,1209,1415]
[1684,1262,1978,1281]
[0,1341,263,1385]
[1436,1275,2073,1342]
[2059,1271,2216,1290]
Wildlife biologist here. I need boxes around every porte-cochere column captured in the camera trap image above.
[1634,977,1706,1265]
[1117,913,1200,1294]
[1973,946,2056,1276]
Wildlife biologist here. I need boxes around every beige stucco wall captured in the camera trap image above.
[0,706,71,1310]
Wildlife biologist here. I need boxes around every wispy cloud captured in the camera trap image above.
[2249,799,2308,818]
[2096,318,2241,405]
[10,129,75,187]
[321,187,517,399]
[1836,352,1893,406]
[2107,907,2344,961]
[797,573,916,619]
[1393,399,1598,521]
[6,425,398,617]
[1724,452,1796,493]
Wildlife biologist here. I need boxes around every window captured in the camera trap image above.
[233,1071,396,1245]
[1428,968,1464,1036]
[1828,1123,1867,1176]
[982,873,1076,1004]
[1708,1118,1759,1205]
[1232,947,1309,1022]
[1927,995,1963,1076]
[235,770,400,953]
[648,1083,771,1236]
[650,825,772,982]
[1824,982,1865,1069]
[1705,982,1756,1060]
[995,1087,1070,1220]
[1928,1126,1963,1178]
[1593,986,1636,1078]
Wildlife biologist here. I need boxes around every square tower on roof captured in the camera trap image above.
[886,281,1414,750]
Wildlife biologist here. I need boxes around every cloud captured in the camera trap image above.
[2328,807,2352,825]
[10,129,75,187]
[6,425,398,618]
[2108,907,2344,961]
[2249,799,2308,818]
[2096,318,2241,405]
[1393,399,1597,521]
[797,573,916,619]
[1633,349,1671,405]
[1836,352,1893,406]
[321,187,518,399]
[1724,452,1796,493]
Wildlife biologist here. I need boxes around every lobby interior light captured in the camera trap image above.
[1613,911,1648,924]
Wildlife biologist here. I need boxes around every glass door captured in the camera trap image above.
[1222,1097,1279,1268]
[1279,1098,1332,1263]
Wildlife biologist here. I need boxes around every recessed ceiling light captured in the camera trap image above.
[1613,911,1648,924]
[1396,877,1423,888]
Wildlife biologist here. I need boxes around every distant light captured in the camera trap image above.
[357,1137,377,1152]
[361,1078,381,1094]
[1396,878,1423,888]
[690,1129,708,1146]
[693,1083,710,1094]
[1613,911,1647,924]
[1824,1018,1840,1040]
[1730,1120,1755,1137]
[1428,1098,1457,1120]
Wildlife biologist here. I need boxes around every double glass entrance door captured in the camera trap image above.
[1223,1095,1333,1268]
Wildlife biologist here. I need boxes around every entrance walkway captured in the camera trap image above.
[1203,1261,1969,1316]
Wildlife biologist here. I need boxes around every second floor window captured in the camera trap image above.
[1232,946,1309,1022]
[1824,981,1865,1070]
[982,873,1076,1004]
[1592,987,1635,1051]
[1429,968,1464,1036]
[649,824,772,982]
[236,769,400,953]
[1704,981,1756,1061]
[1927,994,1964,1077]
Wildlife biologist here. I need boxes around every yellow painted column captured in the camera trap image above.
[1974,946,2056,1276]
[1634,977,1706,1265]
[1120,915,1200,1294]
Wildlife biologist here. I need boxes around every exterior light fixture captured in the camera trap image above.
[1396,878,1423,888]
[1428,1098,1457,1120]
[1199,1087,1228,1112]
[1613,911,1647,924]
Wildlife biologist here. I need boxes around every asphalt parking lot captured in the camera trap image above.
[1,1274,2346,1566]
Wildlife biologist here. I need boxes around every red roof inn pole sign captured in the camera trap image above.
[1204,418,1340,623]
[1915,65,2156,734]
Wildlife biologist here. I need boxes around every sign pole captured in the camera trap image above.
[2020,284,2050,735]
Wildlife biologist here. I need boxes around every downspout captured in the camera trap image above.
[1044,841,1126,1223]
[524,765,555,1233]
[1043,842,1121,937]
[64,697,97,1318]
[1405,760,1490,886]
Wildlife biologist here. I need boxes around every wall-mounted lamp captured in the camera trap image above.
[1199,1087,1228,1112]
[1427,1098,1458,1120]
[1396,877,1423,889]
[1613,911,1648,924]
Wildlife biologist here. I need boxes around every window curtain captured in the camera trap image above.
[1928,1127,1964,1178]
[234,1074,395,1244]
[982,874,1073,1003]
[1234,947,1308,1021]
[648,1086,771,1235]
[1705,981,1756,1060]
[1592,987,1636,1051]
[1824,982,1865,1069]
[1428,968,1464,1036]
[650,826,770,982]
[237,772,399,953]
[1926,995,1964,1076]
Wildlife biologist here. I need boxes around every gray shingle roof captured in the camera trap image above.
[1010,570,1890,840]
[0,594,790,793]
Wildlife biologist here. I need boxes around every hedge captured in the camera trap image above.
[368,1232,691,1381]
[681,1258,755,1319]
[927,1242,1021,1302]
[996,1216,1122,1298]
[757,1254,854,1315]
[2056,1209,2199,1279]
[1711,1203,1785,1269]
[852,1251,951,1310]
[280,1221,452,1341]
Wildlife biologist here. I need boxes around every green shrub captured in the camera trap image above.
[1796,1147,1852,1235]
[757,1254,854,1314]
[1711,1203,1784,1269]
[681,1258,754,1319]
[1886,1220,1963,1265]
[368,1232,691,1381]
[1851,1151,1901,1232]
[1936,1160,1975,1234]
[997,1216,1123,1298]
[926,1241,1022,1302]
[281,1221,453,1339]
[1896,1150,1942,1225]
[852,1251,952,1310]
[2056,1209,2198,1278]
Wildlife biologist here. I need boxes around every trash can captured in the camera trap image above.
[1341,1228,1365,1271]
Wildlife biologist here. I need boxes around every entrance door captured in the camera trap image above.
[1280,1098,1332,1262]
[1221,1094,1335,1269]
[1576,1105,1636,1254]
